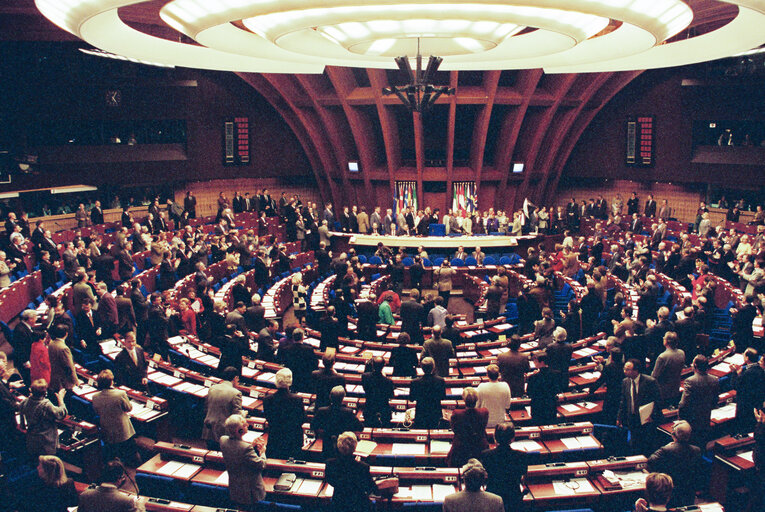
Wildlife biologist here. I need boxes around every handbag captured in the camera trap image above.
[274,473,297,491]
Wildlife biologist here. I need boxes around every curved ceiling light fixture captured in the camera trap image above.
[35,0,765,73]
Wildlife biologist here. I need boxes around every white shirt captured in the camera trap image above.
[477,380,513,427]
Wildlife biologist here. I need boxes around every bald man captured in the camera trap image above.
[647,420,703,507]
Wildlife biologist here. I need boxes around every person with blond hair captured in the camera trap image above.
[443,458,504,512]
[220,413,267,507]
[634,473,674,512]
[325,432,375,512]
[28,455,78,512]
[447,387,489,467]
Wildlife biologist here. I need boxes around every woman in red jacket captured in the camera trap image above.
[447,387,489,467]
[30,332,51,385]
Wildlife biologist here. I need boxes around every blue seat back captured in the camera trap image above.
[484,256,496,265]
[465,256,477,266]
[450,258,464,267]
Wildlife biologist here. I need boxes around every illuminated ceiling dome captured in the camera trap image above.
[36,0,765,73]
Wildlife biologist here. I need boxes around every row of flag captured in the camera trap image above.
[394,181,418,214]
[452,181,478,214]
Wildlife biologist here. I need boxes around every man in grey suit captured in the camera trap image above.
[225,301,249,338]
[92,369,138,463]
[72,268,96,313]
[78,460,145,512]
[48,323,79,394]
[369,207,382,234]
[202,367,243,450]
[651,332,686,408]
[20,379,67,457]
[678,355,719,447]
[220,414,267,507]
[318,220,332,247]
[443,459,504,512]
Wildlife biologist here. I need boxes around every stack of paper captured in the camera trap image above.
[511,439,543,452]
[430,440,452,454]
[710,403,737,421]
[391,443,426,455]
[354,440,377,456]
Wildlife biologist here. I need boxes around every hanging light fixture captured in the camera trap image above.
[382,39,455,112]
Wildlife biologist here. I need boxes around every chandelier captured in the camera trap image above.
[34,0,765,74]
[383,41,455,112]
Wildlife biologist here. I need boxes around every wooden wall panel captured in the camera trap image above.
[553,179,705,223]
[175,177,320,218]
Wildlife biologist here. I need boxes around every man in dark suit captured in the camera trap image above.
[311,353,345,409]
[527,353,558,425]
[361,356,394,427]
[311,385,362,459]
[278,328,318,393]
[647,420,703,507]
[202,367,242,450]
[617,358,663,454]
[113,331,148,391]
[644,194,657,217]
[410,357,445,429]
[627,192,640,215]
[678,355,719,447]
[39,251,58,292]
[253,252,270,291]
[115,286,136,335]
[11,309,38,383]
[256,320,279,362]
[262,368,306,460]
[546,327,573,393]
[244,294,266,333]
[589,345,625,425]
[95,282,118,339]
[318,306,340,352]
[481,421,529,512]
[497,335,530,398]
[400,289,425,345]
[356,294,379,341]
[629,213,643,233]
[77,299,103,355]
[733,348,765,434]
[130,280,149,347]
[90,200,104,225]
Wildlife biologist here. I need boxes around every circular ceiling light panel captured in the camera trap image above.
[34,0,765,73]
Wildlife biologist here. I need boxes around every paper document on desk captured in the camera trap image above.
[560,437,581,450]
[354,440,377,456]
[511,440,543,452]
[156,460,184,476]
[639,402,654,425]
[242,430,263,444]
[294,479,323,496]
[726,353,745,366]
[411,485,433,501]
[430,440,451,454]
[391,443,426,455]
[215,471,229,485]
[561,403,580,412]
[432,484,455,502]
[710,403,736,421]
[551,481,576,496]
[738,450,754,462]
[576,436,600,448]
[173,463,200,479]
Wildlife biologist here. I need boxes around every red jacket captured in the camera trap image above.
[30,340,51,384]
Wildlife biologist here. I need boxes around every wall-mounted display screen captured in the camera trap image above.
[626,116,654,167]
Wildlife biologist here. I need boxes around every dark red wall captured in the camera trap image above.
[0,43,313,192]
[561,67,765,188]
